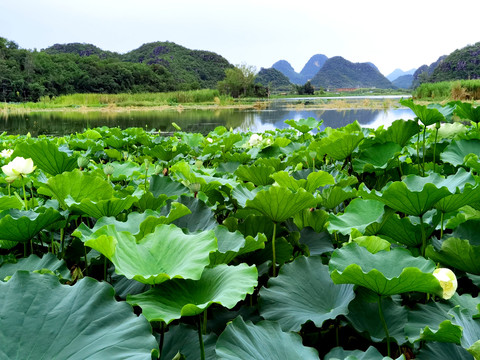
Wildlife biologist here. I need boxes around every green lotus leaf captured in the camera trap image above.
[353,142,402,173]
[215,316,319,360]
[0,207,64,243]
[320,186,357,210]
[285,117,320,134]
[0,271,158,359]
[109,161,142,181]
[259,256,355,332]
[13,139,77,176]
[0,195,23,210]
[245,186,316,223]
[126,264,257,324]
[450,306,480,357]
[441,139,480,167]
[271,170,334,193]
[234,164,276,186]
[168,196,217,232]
[85,224,217,285]
[426,220,480,274]
[328,199,385,235]
[38,169,114,210]
[134,191,168,212]
[375,119,420,147]
[159,323,217,360]
[435,183,480,214]
[437,123,468,139]
[299,229,334,255]
[65,194,137,218]
[454,101,480,124]
[378,212,437,247]
[324,346,395,360]
[0,253,70,281]
[143,143,190,161]
[354,236,391,254]
[319,130,364,161]
[329,243,443,296]
[231,184,265,208]
[416,342,474,360]
[360,169,473,216]
[400,98,446,126]
[293,208,329,233]
[346,289,407,345]
[149,174,189,198]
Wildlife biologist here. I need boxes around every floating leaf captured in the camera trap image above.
[0,271,158,359]
[215,317,319,360]
[259,256,355,331]
[126,264,257,324]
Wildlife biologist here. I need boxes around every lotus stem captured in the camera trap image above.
[416,121,421,175]
[7,183,10,197]
[272,222,277,277]
[198,314,205,360]
[440,212,444,239]
[22,182,28,210]
[203,309,207,335]
[60,228,65,256]
[159,322,165,358]
[422,126,427,175]
[378,295,391,357]
[420,215,427,258]
[433,126,439,173]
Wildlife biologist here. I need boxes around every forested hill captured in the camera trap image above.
[310,56,394,89]
[431,42,480,82]
[122,41,232,89]
[0,37,232,102]
[255,67,292,92]
[271,60,305,84]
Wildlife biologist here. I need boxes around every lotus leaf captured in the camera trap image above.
[401,98,446,126]
[168,196,217,232]
[259,256,355,331]
[328,199,385,235]
[293,208,329,232]
[375,119,419,147]
[441,139,480,167]
[271,170,334,193]
[454,101,480,124]
[0,271,158,359]
[378,212,436,247]
[285,117,320,133]
[126,263,257,324]
[149,174,189,197]
[215,316,319,360]
[85,224,217,284]
[0,195,23,210]
[416,342,474,360]
[329,243,443,296]
[65,194,137,218]
[321,185,357,210]
[319,129,364,161]
[234,164,276,186]
[324,346,399,360]
[0,253,70,281]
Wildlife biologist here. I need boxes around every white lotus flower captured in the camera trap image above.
[207,137,213,143]
[248,134,263,147]
[2,157,36,182]
[0,149,13,158]
[433,268,458,300]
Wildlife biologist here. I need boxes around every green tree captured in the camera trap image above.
[217,64,256,98]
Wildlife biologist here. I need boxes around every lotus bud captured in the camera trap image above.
[0,149,13,158]
[195,160,203,169]
[189,182,201,194]
[154,164,162,175]
[103,164,115,176]
[309,151,317,159]
[172,145,177,152]
[435,122,441,130]
[144,159,150,171]
[433,268,457,300]
[248,134,263,147]
[295,162,303,171]
[206,137,213,143]
[77,156,89,170]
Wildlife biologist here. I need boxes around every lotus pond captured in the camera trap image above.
[1,99,480,359]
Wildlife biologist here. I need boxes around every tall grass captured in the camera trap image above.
[0,89,235,110]
[414,80,480,100]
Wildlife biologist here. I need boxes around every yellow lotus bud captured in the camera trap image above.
[433,268,457,300]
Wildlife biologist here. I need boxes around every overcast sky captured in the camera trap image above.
[2,0,480,77]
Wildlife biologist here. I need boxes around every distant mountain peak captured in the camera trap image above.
[299,54,328,80]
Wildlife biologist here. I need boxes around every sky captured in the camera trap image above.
[2,0,480,77]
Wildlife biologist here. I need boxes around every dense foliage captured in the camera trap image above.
[2,100,480,359]
[0,37,232,102]
[431,42,480,82]
[255,67,293,93]
[414,79,480,100]
[310,56,394,90]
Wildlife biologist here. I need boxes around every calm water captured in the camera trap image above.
[0,98,415,136]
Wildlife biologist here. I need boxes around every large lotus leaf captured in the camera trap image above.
[437,122,468,139]
[271,170,334,193]
[378,212,435,247]
[234,164,275,186]
[328,199,385,235]
[353,142,402,173]
[144,143,190,161]
[324,346,401,360]
[0,207,64,242]
[0,195,23,210]
[403,293,480,343]
[0,271,158,359]
[375,119,420,147]
[435,184,480,213]
[215,316,319,360]
[159,323,217,360]
[400,98,446,126]
[126,264,258,324]
[416,342,474,360]
[37,169,114,210]
[293,208,329,233]
[321,186,357,210]
[134,191,168,212]
[329,243,443,296]
[285,117,320,134]
[259,256,355,332]
[319,130,364,161]
[245,186,316,223]
[167,196,217,232]
[441,139,480,167]
[0,253,70,281]
[84,224,217,285]
[65,194,137,218]
[13,139,77,176]
[346,289,408,344]
[298,229,334,255]
[455,101,480,124]
[149,175,189,198]
[231,184,265,208]
[450,307,480,358]
[109,161,143,181]
[360,170,473,216]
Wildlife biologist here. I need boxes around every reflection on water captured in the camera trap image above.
[0,102,415,137]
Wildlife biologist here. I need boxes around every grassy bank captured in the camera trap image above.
[414,80,480,101]
[0,89,238,111]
